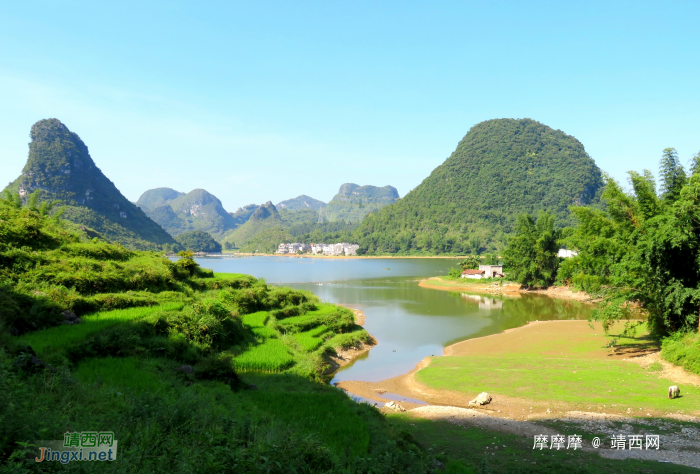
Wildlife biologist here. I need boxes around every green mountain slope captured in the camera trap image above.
[355,118,604,254]
[321,183,399,222]
[230,204,259,226]
[136,187,184,210]
[276,195,326,211]
[137,188,238,239]
[221,201,286,249]
[4,119,176,250]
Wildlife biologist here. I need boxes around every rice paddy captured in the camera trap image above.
[292,325,328,351]
[17,303,184,355]
[74,357,170,393]
[233,339,295,372]
[242,310,269,328]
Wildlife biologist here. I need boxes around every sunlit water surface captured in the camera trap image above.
[196,256,594,383]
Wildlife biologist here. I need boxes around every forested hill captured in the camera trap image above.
[355,118,604,254]
[321,183,399,222]
[4,119,176,250]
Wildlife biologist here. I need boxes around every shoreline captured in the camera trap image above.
[215,252,464,259]
[418,276,597,302]
[323,306,374,374]
[337,319,700,417]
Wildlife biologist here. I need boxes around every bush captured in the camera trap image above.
[661,332,700,375]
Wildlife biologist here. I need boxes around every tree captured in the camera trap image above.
[559,157,700,336]
[459,255,480,270]
[659,148,687,202]
[174,231,222,253]
[502,212,560,288]
[690,151,700,176]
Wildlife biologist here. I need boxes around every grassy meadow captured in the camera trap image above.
[415,322,700,416]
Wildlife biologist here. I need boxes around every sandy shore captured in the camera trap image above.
[418,277,596,302]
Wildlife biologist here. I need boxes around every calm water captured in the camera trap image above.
[196,256,594,382]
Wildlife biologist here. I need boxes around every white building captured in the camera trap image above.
[461,265,504,279]
[557,248,578,258]
[311,243,325,254]
[278,243,310,254]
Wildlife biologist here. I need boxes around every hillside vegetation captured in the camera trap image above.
[321,183,399,223]
[4,119,176,251]
[276,194,326,211]
[0,195,444,473]
[355,118,604,255]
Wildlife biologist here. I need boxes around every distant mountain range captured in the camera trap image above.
[220,201,290,252]
[136,188,238,239]
[4,119,176,250]
[5,117,606,256]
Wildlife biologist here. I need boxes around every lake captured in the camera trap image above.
[196,256,594,383]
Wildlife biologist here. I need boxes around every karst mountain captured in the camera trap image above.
[5,119,176,250]
[355,118,604,254]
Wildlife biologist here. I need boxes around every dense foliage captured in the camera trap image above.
[503,212,560,288]
[238,227,293,253]
[175,230,223,252]
[4,119,176,250]
[559,148,700,336]
[355,118,603,255]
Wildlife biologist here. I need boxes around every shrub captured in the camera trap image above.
[661,332,700,375]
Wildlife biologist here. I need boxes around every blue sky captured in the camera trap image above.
[1,1,698,211]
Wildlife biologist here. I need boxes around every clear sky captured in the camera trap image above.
[1,1,698,211]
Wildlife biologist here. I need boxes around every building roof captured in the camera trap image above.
[461,269,485,275]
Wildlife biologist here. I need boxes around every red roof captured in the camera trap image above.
[461,269,485,275]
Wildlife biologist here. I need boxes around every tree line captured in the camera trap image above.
[504,148,700,337]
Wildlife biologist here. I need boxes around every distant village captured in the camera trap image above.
[277,242,360,256]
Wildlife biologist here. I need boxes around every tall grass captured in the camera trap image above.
[233,339,294,372]
[18,303,184,355]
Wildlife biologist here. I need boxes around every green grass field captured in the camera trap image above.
[416,355,700,413]
[415,323,700,415]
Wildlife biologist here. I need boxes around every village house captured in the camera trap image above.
[277,243,309,254]
[461,264,504,279]
[322,243,360,256]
